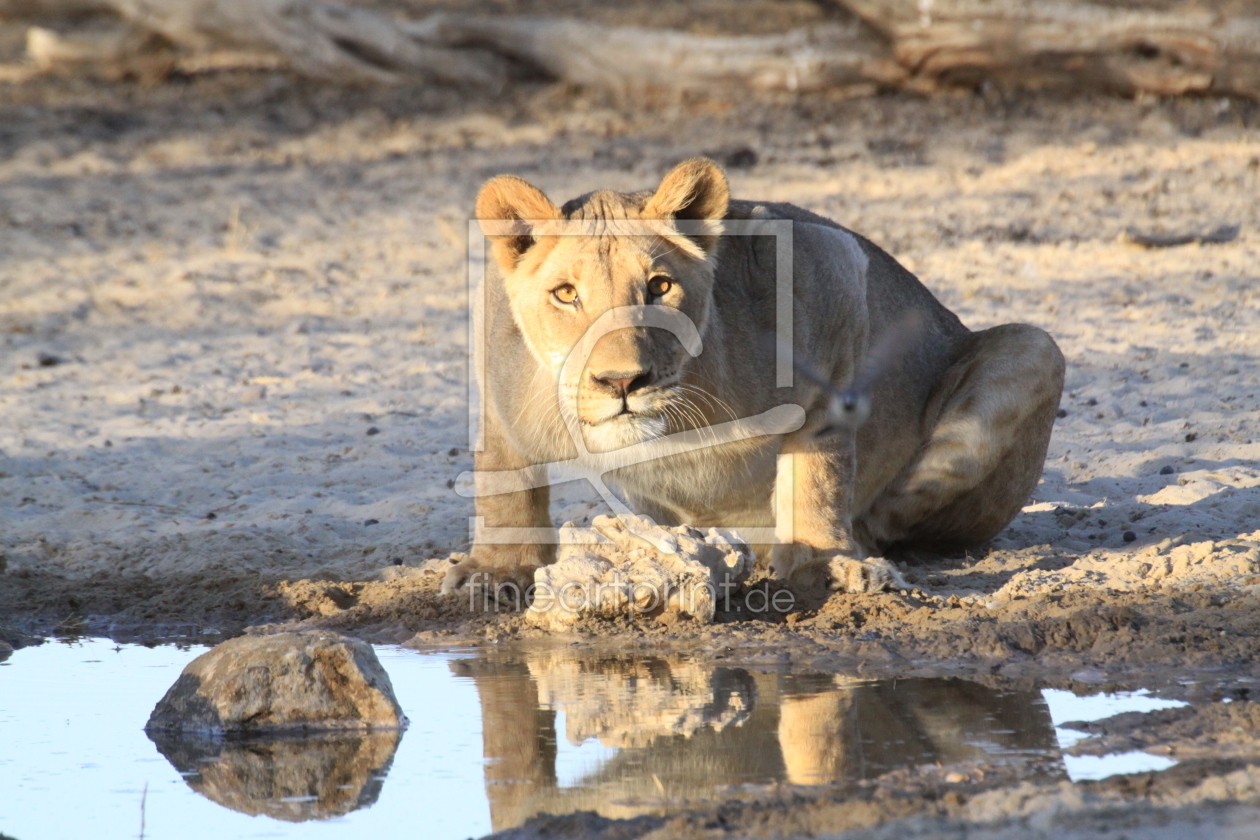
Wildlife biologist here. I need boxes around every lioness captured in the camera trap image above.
[444,158,1064,597]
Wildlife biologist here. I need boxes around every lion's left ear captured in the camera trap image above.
[643,158,729,258]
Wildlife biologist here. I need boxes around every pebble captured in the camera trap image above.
[1185,432,1198,442]
[1071,668,1108,684]
[1123,530,1137,542]
[366,426,380,436]
[36,352,63,367]
[708,145,759,169]
[1160,465,1175,475]
[1056,408,1068,418]
[364,518,379,526]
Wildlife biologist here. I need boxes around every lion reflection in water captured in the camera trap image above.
[452,652,1064,831]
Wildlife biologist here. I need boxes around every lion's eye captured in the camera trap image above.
[648,276,672,297]
[553,284,579,304]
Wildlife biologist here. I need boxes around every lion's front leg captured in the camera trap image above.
[442,417,554,607]
[771,441,905,595]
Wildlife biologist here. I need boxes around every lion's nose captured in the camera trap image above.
[593,369,653,397]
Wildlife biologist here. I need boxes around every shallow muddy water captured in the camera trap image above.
[0,639,1188,839]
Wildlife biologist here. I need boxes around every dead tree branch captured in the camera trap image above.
[408,14,907,94]
[843,0,1260,98]
[4,0,1258,99]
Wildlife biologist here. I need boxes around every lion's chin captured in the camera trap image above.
[580,413,668,453]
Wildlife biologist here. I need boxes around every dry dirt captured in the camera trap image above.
[3,5,1260,837]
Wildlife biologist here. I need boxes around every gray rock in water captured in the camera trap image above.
[146,631,407,735]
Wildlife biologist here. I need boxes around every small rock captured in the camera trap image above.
[377,566,421,582]
[447,447,459,456]
[364,518,379,526]
[717,146,759,169]
[36,352,64,367]
[1159,465,1175,475]
[1055,408,1068,418]
[1123,530,1137,543]
[366,427,380,436]
[1185,432,1198,442]
[528,514,754,631]
[205,512,217,520]
[0,641,13,661]
[145,631,407,736]
[377,556,458,582]
[1071,668,1108,684]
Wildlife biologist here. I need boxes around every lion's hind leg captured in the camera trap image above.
[856,323,1065,553]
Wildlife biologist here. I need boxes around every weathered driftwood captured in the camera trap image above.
[6,0,510,86]
[844,0,1260,98]
[408,14,907,94]
[0,0,111,14]
[26,25,175,82]
[4,0,1259,100]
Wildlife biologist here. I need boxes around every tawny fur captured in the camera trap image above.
[444,158,1065,598]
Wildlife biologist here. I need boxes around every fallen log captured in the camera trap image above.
[6,0,511,86]
[408,13,907,94]
[842,0,1260,98]
[26,25,175,82]
[5,0,1260,101]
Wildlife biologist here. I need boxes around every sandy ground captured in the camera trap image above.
[3,10,1260,836]
[2,73,1257,623]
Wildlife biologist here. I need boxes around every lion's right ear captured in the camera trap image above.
[643,158,729,258]
[475,175,559,273]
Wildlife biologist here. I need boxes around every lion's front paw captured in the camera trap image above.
[440,550,542,609]
[826,555,908,594]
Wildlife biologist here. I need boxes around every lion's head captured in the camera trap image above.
[476,158,730,452]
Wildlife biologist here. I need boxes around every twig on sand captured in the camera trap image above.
[1123,223,1240,248]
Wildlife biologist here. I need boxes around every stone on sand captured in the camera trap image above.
[145,631,407,735]
[528,514,754,630]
